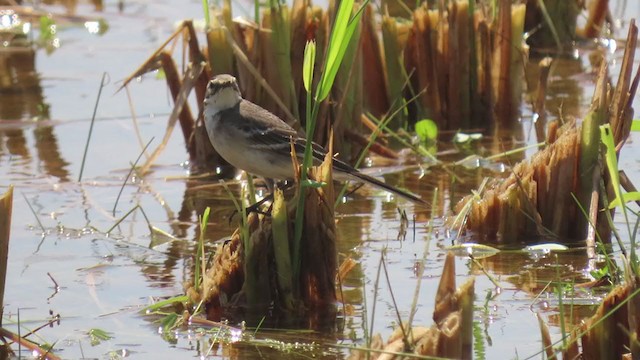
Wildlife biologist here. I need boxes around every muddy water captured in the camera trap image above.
[0,1,639,359]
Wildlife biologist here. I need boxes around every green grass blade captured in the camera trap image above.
[609,192,640,209]
[600,123,637,273]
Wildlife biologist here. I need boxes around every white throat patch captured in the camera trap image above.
[204,87,241,118]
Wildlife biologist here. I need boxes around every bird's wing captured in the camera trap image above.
[231,101,427,205]
[235,101,341,167]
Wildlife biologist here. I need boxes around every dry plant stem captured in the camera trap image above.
[344,128,399,159]
[407,188,438,334]
[0,186,12,322]
[610,20,637,144]
[536,313,555,359]
[579,0,610,38]
[381,254,411,352]
[112,138,154,216]
[139,62,204,175]
[154,52,197,156]
[78,72,108,182]
[299,149,337,308]
[586,164,601,261]
[124,86,149,161]
[0,326,61,360]
[580,283,638,360]
[122,20,204,87]
[625,260,640,358]
[121,21,206,159]
[534,57,552,142]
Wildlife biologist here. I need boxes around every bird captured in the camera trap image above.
[202,74,427,206]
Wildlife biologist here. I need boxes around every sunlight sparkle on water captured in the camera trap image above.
[230,328,242,342]
[84,21,101,34]
[0,10,19,30]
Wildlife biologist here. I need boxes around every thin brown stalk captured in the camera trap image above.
[0,186,13,323]
[139,62,204,175]
[0,326,61,360]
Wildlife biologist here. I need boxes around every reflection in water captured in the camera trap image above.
[476,250,605,295]
[41,0,104,13]
[0,35,70,181]
[525,55,586,127]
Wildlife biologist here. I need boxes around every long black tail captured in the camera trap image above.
[314,143,428,206]
[344,169,428,207]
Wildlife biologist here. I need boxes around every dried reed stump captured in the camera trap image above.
[185,155,337,327]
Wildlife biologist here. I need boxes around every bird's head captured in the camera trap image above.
[204,74,242,116]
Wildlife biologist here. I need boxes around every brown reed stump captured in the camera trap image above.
[188,154,337,327]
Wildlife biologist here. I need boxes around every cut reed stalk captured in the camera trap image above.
[190,152,337,322]
[577,63,608,241]
[271,188,295,310]
[454,21,639,245]
[206,3,234,76]
[352,252,474,359]
[361,6,389,119]
[382,14,408,129]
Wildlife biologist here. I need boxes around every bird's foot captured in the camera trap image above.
[228,193,274,225]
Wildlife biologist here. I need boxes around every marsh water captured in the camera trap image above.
[1,1,639,359]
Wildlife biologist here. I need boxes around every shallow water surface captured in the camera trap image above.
[0,1,639,359]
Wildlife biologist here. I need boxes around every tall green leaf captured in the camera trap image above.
[316,0,367,102]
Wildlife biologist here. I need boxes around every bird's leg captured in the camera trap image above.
[228,180,294,224]
[342,182,365,200]
[243,180,295,216]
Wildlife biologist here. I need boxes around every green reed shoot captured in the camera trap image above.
[194,207,211,291]
[600,124,638,274]
[293,0,369,284]
[202,0,210,29]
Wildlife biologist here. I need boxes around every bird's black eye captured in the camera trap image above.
[207,81,215,93]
